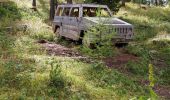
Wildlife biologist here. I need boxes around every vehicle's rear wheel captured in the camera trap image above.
[55,27,60,36]
[52,25,57,33]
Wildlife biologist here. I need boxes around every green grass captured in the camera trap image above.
[0,1,170,99]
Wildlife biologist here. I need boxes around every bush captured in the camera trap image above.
[47,58,73,98]
[48,60,65,89]
[82,23,117,57]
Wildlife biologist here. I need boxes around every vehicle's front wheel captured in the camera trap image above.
[78,31,84,44]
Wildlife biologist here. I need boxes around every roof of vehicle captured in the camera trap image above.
[57,4,108,8]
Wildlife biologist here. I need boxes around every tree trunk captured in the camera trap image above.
[50,0,56,20]
[32,0,37,11]
[155,0,160,5]
[121,0,126,7]
[99,0,102,3]
[67,0,72,4]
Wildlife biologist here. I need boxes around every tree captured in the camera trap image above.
[121,0,126,7]
[50,0,57,20]
[67,0,73,4]
[32,0,37,11]
[155,0,160,5]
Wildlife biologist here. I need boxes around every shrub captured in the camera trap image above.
[48,59,65,89]
[82,23,117,57]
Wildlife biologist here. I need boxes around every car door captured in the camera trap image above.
[60,7,71,37]
[53,6,63,34]
[68,7,81,40]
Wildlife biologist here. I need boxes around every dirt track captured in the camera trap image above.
[38,40,139,67]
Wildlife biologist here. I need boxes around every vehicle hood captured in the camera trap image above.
[83,17,132,26]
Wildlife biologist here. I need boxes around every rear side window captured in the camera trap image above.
[83,7,111,17]
[56,7,63,16]
[62,7,71,16]
[70,7,79,17]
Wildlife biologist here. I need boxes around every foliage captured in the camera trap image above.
[149,64,155,87]
[148,64,158,100]
[47,59,71,98]
[48,59,65,89]
[85,0,121,12]
[133,0,168,6]
[82,23,117,57]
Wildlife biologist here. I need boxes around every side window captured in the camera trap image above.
[62,7,71,16]
[70,7,79,17]
[56,7,63,16]
[83,7,96,17]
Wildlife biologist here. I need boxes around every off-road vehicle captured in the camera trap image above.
[53,4,134,43]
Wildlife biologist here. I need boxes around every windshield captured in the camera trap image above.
[83,7,111,17]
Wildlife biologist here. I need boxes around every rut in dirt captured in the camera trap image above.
[38,40,138,66]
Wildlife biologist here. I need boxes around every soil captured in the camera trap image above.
[140,79,170,99]
[103,53,138,67]
[38,40,139,72]
[153,85,170,99]
[103,53,139,73]
[39,40,138,67]
[39,41,80,57]
[38,40,90,62]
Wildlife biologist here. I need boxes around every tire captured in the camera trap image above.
[78,31,84,44]
[54,26,60,37]
[52,25,57,33]
[54,27,64,41]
